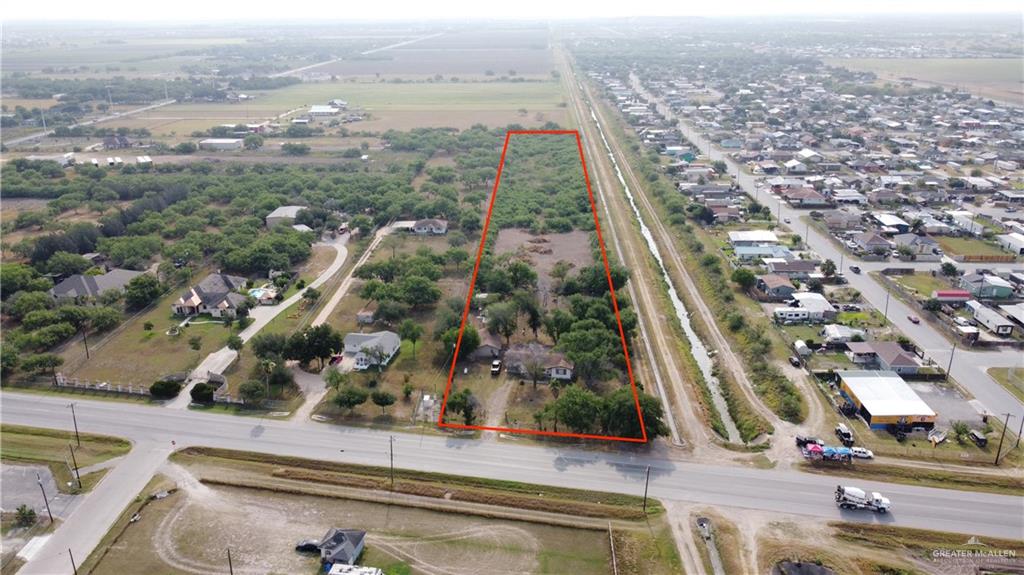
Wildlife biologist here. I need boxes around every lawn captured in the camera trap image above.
[988,367,1024,404]
[62,283,236,386]
[836,310,887,328]
[936,235,1012,258]
[0,425,130,494]
[895,273,951,299]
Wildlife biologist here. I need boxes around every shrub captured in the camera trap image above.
[15,504,37,527]
[190,382,215,404]
[150,379,183,399]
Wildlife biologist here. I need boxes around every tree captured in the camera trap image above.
[6,291,53,320]
[46,251,91,277]
[1,263,51,299]
[371,390,396,414]
[15,504,37,527]
[243,134,264,150]
[335,385,369,413]
[731,268,757,291]
[445,388,476,425]
[302,287,321,302]
[940,262,959,277]
[398,275,441,308]
[188,335,203,351]
[239,380,266,406]
[301,324,343,370]
[150,379,182,399]
[487,302,518,347]
[174,142,197,154]
[923,299,942,312]
[227,335,244,358]
[325,369,349,390]
[402,381,415,400]
[604,388,669,439]
[1,346,20,376]
[553,386,603,434]
[524,353,548,389]
[21,353,64,382]
[86,306,121,332]
[124,274,162,310]
[251,332,288,360]
[543,309,574,343]
[349,215,373,236]
[398,319,424,357]
[376,299,410,324]
[821,259,837,278]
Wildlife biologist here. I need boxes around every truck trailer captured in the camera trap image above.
[835,485,890,513]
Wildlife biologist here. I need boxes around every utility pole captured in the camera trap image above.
[69,548,78,575]
[81,325,90,359]
[642,466,651,512]
[945,342,957,381]
[68,444,82,489]
[36,473,54,523]
[1016,410,1023,449]
[68,403,81,447]
[227,548,234,575]
[389,436,395,490]
[994,412,1014,466]
[883,288,891,322]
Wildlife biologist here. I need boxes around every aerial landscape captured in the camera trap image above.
[0,2,1022,574]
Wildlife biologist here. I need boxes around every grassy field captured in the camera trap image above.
[988,367,1024,403]
[83,447,679,574]
[896,273,952,298]
[824,57,1024,103]
[126,80,569,134]
[936,235,1013,258]
[0,425,130,494]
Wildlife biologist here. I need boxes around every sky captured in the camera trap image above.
[3,0,1022,21]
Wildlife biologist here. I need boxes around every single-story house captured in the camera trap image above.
[727,230,779,247]
[317,528,366,566]
[838,370,936,430]
[50,269,144,304]
[756,274,797,301]
[892,233,939,255]
[412,219,448,235]
[845,341,921,374]
[785,188,830,207]
[266,205,307,228]
[852,231,892,253]
[774,307,810,323]
[198,138,243,151]
[344,331,401,370]
[997,232,1024,255]
[966,300,1014,336]
[961,273,1015,299]
[734,245,795,262]
[504,342,574,381]
[823,211,862,230]
[172,273,248,317]
[822,324,865,345]
[931,289,972,304]
[792,292,837,321]
[873,213,910,234]
[767,260,818,279]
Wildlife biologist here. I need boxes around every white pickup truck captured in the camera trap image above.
[835,485,890,513]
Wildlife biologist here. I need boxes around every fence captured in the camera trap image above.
[55,373,150,396]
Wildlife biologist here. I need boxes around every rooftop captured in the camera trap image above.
[839,370,936,418]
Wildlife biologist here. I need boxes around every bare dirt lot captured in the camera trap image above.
[90,460,626,575]
[494,229,591,306]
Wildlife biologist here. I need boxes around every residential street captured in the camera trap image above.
[629,73,1024,431]
[3,393,1021,574]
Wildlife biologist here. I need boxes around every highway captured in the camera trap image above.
[627,73,1024,431]
[2,393,1022,573]
[4,100,177,146]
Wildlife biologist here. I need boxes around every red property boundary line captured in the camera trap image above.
[436,129,648,443]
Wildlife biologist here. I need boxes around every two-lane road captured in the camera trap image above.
[2,393,1021,573]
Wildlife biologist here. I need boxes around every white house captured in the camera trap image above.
[412,218,448,235]
[198,138,243,151]
[727,230,779,247]
[266,205,307,228]
[344,331,401,370]
[966,301,1014,336]
[997,232,1024,255]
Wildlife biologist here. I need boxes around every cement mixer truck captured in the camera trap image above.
[835,485,891,513]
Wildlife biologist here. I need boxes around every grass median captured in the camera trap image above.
[0,424,130,493]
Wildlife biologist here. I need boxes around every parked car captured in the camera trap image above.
[490,359,502,376]
[851,447,874,459]
[969,429,988,447]
[784,217,791,224]
[835,423,855,446]
[795,436,824,447]
[842,304,862,312]
[849,265,861,274]
[295,539,320,553]
[907,315,921,324]
[788,356,802,367]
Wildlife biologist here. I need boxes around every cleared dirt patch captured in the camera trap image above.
[494,229,591,306]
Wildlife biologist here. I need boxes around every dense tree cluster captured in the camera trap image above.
[535,386,668,438]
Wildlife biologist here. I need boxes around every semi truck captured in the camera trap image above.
[835,485,890,513]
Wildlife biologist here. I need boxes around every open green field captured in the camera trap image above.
[825,57,1023,103]
[935,235,1011,258]
[0,425,130,493]
[895,273,952,298]
[126,80,569,134]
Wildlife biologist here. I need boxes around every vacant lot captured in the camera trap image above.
[86,448,679,575]
[988,367,1024,403]
[494,229,592,305]
[895,272,951,298]
[935,235,1011,258]
[825,57,1024,103]
[0,425,130,493]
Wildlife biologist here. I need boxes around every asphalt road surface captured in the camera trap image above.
[3,394,1021,573]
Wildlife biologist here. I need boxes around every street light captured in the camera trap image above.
[36,473,54,523]
[945,342,957,380]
